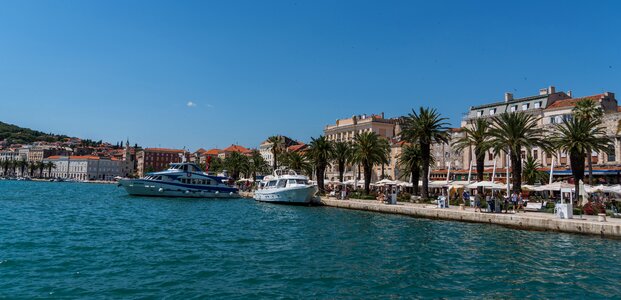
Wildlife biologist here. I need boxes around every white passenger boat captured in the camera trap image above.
[118,162,239,198]
[254,169,318,204]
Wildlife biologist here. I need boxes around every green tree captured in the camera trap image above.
[45,161,56,178]
[281,151,312,176]
[573,98,604,185]
[522,155,546,185]
[224,152,248,180]
[28,161,37,178]
[397,144,423,196]
[351,131,390,195]
[552,117,611,202]
[249,149,269,181]
[488,112,550,194]
[267,135,285,171]
[306,136,334,194]
[399,107,449,199]
[17,158,27,177]
[332,141,352,183]
[1,159,9,176]
[37,161,45,178]
[207,157,224,173]
[453,118,491,186]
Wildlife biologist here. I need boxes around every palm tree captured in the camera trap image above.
[306,136,334,194]
[281,151,312,176]
[37,161,45,178]
[488,112,550,194]
[17,158,27,177]
[552,117,611,202]
[208,157,224,173]
[45,161,56,178]
[399,107,449,199]
[397,144,423,196]
[351,131,390,195]
[332,141,351,183]
[249,149,269,182]
[267,135,285,171]
[224,152,248,180]
[522,155,546,185]
[573,98,604,185]
[28,161,37,178]
[453,118,491,187]
[1,159,9,177]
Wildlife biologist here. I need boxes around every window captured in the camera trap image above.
[277,180,286,188]
[533,150,538,159]
[488,152,493,160]
[607,146,616,162]
[477,110,483,117]
[510,105,517,112]
[489,108,496,115]
[522,103,529,110]
[534,101,542,108]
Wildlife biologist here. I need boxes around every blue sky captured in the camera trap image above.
[0,0,619,150]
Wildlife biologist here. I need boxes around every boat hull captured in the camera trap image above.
[118,179,239,198]
[254,185,318,204]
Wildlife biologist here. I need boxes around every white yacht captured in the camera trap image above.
[254,169,318,204]
[118,162,239,198]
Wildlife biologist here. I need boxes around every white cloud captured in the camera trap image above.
[187,101,197,107]
[206,104,214,108]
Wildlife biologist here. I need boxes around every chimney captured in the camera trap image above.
[567,90,572,97]
[548,86,556,94]
[504,92,513,102]
[539,88,548,95]
[381,112,384,119]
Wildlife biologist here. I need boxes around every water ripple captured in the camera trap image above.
[1,181,621,299]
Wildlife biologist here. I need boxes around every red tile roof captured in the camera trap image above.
[205,148,221,155]
[195,148,208,154]
[287,144,306,152]
[545,94,604,110]
[224,144,250,153]
[617,106,621,112]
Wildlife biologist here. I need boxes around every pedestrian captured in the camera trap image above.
[516,193,525,213]
[474,192,482,212]
[486,192,493,213]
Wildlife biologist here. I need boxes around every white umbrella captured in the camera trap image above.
[376,179,397,186]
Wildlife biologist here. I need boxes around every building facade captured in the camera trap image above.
[323,113,397,182]
[136,148,188,177]
[43,155,124,181]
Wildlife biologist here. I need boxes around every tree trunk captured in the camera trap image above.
[476,150,485,195]
[587,147,594,185]
[421,142,430,199]
[364,162,372,195]
[511,152,522,194]
[272,150,277,171]
[317,165,325,194]
[338,160,345,182]
[411,167,420,196]
[570,151,585,203]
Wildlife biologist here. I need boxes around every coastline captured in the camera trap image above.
[319,198,621,239]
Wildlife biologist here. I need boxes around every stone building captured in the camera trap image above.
[43,155,124,181]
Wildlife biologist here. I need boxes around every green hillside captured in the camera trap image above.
[0,121,70,145]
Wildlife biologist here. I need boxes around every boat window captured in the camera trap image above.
[155,176,162,180]
[277,180,286,188]
[296,179,308,185]
[267,180,277,187]
[288,179,297,185]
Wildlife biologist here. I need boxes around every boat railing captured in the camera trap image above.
[274,168,298,177]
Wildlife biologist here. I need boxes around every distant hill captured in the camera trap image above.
[0,121,71,145]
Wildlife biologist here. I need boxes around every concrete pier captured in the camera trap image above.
[321,198,621,238]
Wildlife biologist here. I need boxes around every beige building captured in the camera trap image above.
[443,87,621,182]
[323,113,397,182]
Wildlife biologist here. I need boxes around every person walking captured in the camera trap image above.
[474,192,482,212]
[516,193,525,213]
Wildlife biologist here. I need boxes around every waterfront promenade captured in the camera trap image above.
[321,198,621,238]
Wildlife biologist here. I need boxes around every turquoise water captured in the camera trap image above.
[1,181,620,299]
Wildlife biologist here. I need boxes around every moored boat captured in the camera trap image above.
[254,169,318,204]
[118,162,239,198]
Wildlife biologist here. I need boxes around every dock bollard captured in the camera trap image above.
[598,213,607,222]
